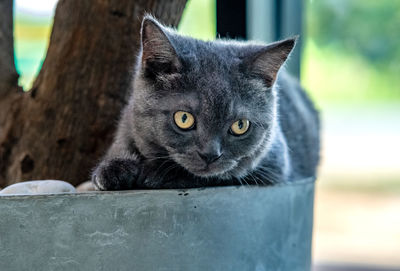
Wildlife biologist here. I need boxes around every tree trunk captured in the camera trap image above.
[0,0,187,187]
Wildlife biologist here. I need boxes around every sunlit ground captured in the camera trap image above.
[13,0,400,268]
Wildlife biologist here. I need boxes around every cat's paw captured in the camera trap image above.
[92,159,141,190]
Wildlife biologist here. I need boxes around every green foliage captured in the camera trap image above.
[302,0,400,104]
[178,0,216,40]
[14,12,52,90]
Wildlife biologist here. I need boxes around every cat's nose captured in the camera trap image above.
[197,151,222,165]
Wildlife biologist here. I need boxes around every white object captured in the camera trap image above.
[0,180,76,196]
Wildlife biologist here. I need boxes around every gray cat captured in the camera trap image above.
[92,16,320,190]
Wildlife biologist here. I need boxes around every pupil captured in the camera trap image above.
[238,120,243,129]
[182,114,187,123]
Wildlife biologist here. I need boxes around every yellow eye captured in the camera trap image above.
[230,119,250,135]
[174,111,195,130]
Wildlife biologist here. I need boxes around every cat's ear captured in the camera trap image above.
[140,16,181,77]
[244,37,297,87]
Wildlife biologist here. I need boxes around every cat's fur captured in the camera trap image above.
[92,16,320,190]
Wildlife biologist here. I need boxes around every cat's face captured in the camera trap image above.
[133,64,274,178]
[131,17,295,179]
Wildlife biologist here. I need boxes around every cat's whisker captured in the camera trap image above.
[158,163,179,183]
[144,154,171,162]
[151,159,173,182]
[237,177,244,186]
[233,164,257,186]
[241,176,250,187]
[249,173,259,186]
[255,167,280,184]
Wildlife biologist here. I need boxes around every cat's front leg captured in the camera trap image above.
[92,158,142,190]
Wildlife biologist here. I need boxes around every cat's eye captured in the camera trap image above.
[230,119,250,136]
[174,111,195,130]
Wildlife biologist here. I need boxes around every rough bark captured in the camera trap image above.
[0,0,24,188]
[0,0,187,187]
[0,0,19,95]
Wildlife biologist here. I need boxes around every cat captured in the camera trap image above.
[91,16,320,190]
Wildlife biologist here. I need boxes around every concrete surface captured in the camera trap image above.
[0,178,314,271]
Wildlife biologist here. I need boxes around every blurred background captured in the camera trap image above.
[14,0,400,269]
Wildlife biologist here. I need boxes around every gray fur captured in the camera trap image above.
[92,16,320,190]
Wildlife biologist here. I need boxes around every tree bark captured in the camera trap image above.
[0,0,19,95]
[0,0,187,187]
[0,0,24,188]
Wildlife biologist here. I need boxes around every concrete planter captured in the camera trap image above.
[0,178,314,271]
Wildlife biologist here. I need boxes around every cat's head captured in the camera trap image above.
[130,16,296,179]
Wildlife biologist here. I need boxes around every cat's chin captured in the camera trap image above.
[188,168,222,178]
[180,161,238,179]
[169,152,239,178]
